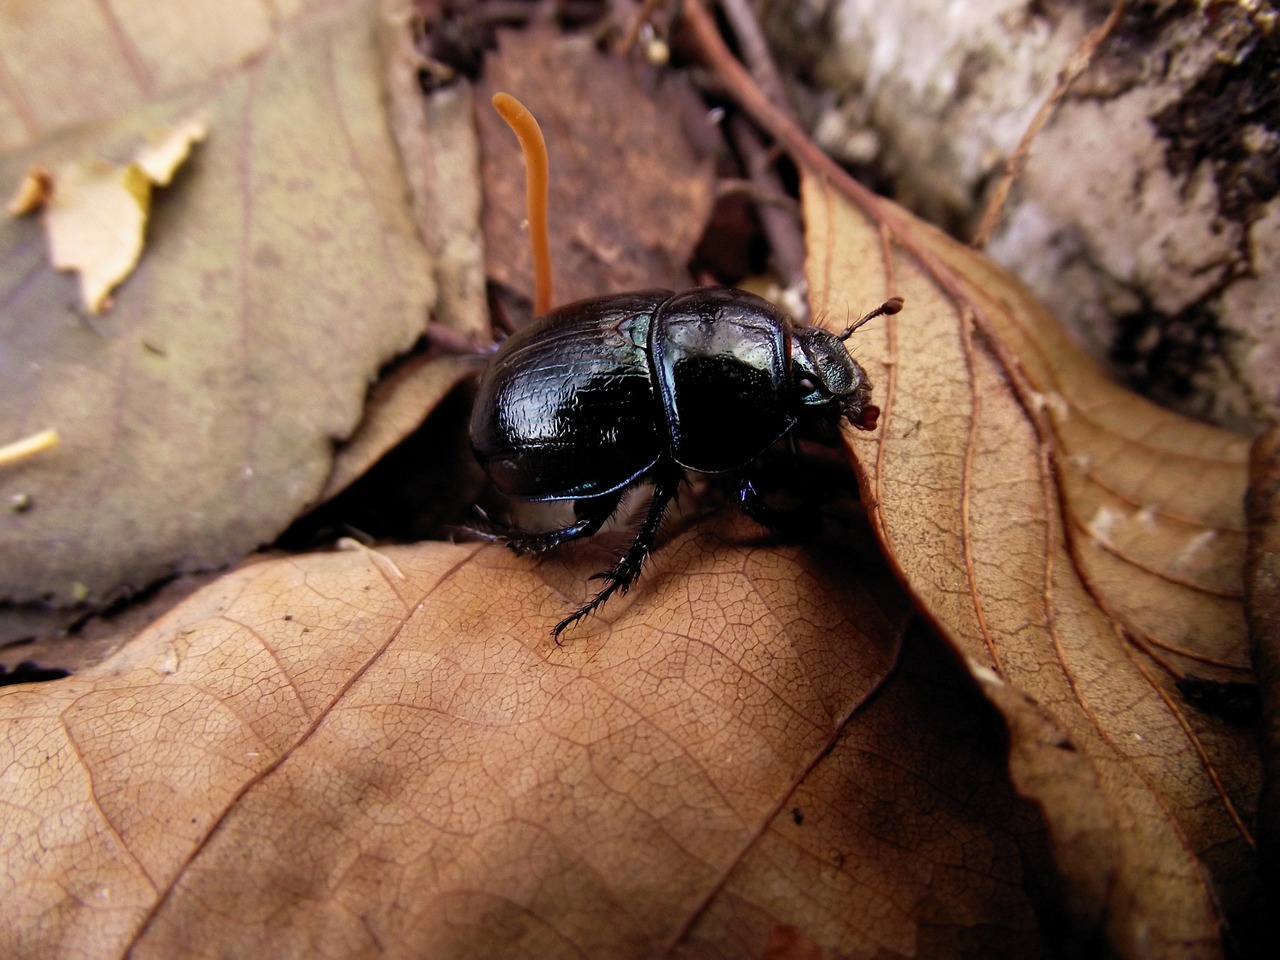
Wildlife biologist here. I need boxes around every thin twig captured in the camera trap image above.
[0,428,59,468]
[715,177,798,212]
[970,0,1128,248]
[617,0,665,54]
[728,116,808,316]
[679,0,887,221]
[720,0,791,111]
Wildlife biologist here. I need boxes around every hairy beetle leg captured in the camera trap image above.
[553,468,681,641]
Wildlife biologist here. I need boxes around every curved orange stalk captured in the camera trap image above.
[492,92,553,315]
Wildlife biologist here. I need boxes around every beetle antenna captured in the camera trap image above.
[839,296,903,340]
[493,92,553,315]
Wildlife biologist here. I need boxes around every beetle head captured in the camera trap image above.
[792,297,899,431]
[792,327,876,431]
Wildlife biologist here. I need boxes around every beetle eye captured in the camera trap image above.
[798,377,817,393]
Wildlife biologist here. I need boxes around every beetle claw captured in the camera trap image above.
[504,538,555,557]
[552,570,630,641]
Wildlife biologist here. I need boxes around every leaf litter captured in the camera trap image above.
[0,509,1066,959]
[0,0,433,612]
[0,1,1273,957]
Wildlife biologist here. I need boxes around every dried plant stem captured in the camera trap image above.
[491,92,553,315]
[0,428,59,468]
[679,1,888,226]
[970,0,1127,248]
[618,0,666,54]
[727,117,808,312]
[720,0,791,111]
[678,0,999,344]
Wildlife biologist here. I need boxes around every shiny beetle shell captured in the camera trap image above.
[468,285,878,637]
[470,287,872,495]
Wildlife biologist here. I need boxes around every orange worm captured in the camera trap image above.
[492,92,553,315]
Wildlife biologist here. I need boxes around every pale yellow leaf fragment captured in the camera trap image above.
[45,160,151,314]
[134,111,209,185]
[7,166,52,215]
[10,111,209,313]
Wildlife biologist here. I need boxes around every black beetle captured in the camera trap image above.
[470,285,897,637]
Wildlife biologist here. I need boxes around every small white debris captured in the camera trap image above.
[1085,505,1123,549]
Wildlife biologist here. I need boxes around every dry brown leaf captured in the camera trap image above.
[319,355,478,503]
[477,25,715,307]
[380,0,490,341]
[1246,426,1280,885]
[0,0,434,608]
[0,572,216,679]
[802,173,1258,954]
[675,618,1053,959]
[0,512,1066,958]
[759,926,822,960]
[0,0,327,154]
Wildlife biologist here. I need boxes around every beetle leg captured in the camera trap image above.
[735,475,820,537]
[553,467,680,640]
[480,490,625,556]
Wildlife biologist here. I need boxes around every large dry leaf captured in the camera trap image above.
[0,0,433,607]
[0,0,322,153]
[673,616,1054,960]
[0,513,1058,957]
[1246,426,1280,877]
[318,355,478,503]
[802,174,1258,954]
